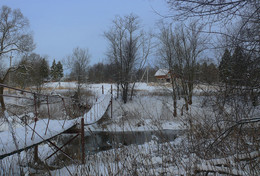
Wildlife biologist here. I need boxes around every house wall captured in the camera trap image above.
[155,75,171,83]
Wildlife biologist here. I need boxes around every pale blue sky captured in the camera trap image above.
[0,0,169,65]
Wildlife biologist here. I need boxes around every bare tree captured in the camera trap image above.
[162,2,260,174]
[23,53,49,93]
[158,21,206,115]
[166,0,260,105]
[104,14,152,103]
[0,5,34,112]
[166,1,253,20]
[166,0,259,55]
[65,47,90,100]
[157,23,179,117]
[180,22,206,105]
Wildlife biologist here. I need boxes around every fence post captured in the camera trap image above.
[31,93,38,140]
[62,98,68,128]
[81,118,85,164]
[34,145,38,162]
[102,85,104,94]
[45,96,51,135]
[93,103,95,120]
[111,85,113,119]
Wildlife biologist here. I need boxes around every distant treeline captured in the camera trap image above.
[77,62,219,84]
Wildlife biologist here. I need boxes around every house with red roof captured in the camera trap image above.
[154,69,171,83]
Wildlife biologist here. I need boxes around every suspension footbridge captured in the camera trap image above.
[0,84,112,160]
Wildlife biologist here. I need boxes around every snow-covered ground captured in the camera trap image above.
[87,95,183,132]
[48,136,187,175]
[1,82,185,175]
[1,82,257,175]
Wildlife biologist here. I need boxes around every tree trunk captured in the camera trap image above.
[251,89,258,106]
[117,83,119,99]
[188,83,193,105]
[77,83,81,101]
[0,83,6,112]
[173,97,177,117]
[122,83,128,104]
[172,80,177,117]
[122,88,127,103]
[130,82,136,101]
[188,93,193,105]
[181,80,189,111]
[184,97,189,111]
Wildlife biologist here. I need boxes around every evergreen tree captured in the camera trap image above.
[199,62,218,84]
[40,58,49,81]
[207,63,218,83]
[219,47,249,85]
[231,46,248,85]
[219,49,232,83]
[56,61,64,80]
[50,59,58,81]
[200,62,208,82]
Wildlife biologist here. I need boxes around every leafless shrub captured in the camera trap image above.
[178,84,260,175]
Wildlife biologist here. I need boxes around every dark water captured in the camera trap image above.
[46,130,182,167]
[58,130,181,154]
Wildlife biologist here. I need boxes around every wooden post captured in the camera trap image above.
[34,145,38,162]
[8,53,13,94]
[31,93,38,140]
[45,96,50,135]
[111,85,113,119]
[110,98,113,119]
[96,98,98,120]
[81,118,85,164]
[102,85,104,94]
[93,103,95,120]
[117,83,119,99]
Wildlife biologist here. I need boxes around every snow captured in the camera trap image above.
[81,93,111,125]
[154,69,169,76]
[43,81,78,89]
[86,94,183,132]
[43,82,162,95]
[0,116,76,158]
[46,136,186,175]
[1,81,256,175]
[0,92,111,159]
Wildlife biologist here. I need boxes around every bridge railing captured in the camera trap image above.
[0,83,112,138]
[0,83,113,165]
[1,85,64,140]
